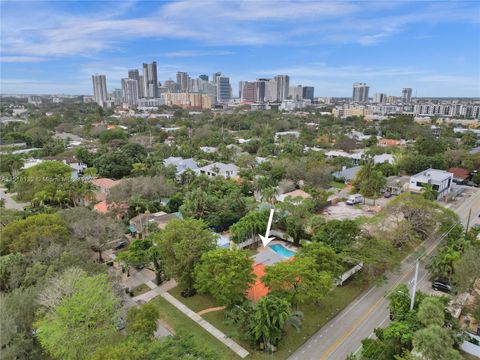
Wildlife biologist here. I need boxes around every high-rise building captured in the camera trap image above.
[374,93,387,103]
[199,74,209,82]
[238,81,245,99]
[402,88,412,103]
[302,86,314,101]
[92,74,108,107]
[128,69,144,99]
[352,83,369,102]
[216,75,231,103]
[143,61,158,98]
[255,78,269,102]
[274,75,290,101]
[265,79,278,102]
[176,72,190,91]
[121,78,139,107]
[241,82,257,102]
[112,88,123,106]
[212,72,222,84]
[289,85,303,101]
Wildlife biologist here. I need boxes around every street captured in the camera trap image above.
[0,187,27,211]
[288,188,480,360]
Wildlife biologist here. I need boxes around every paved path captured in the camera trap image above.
[161,292,249,359]
[0,188,27,210]
[288,191,479,360]
[131,279,177,303]
[197,305,226,315]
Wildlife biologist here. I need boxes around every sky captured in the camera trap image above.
[1,0,479,97]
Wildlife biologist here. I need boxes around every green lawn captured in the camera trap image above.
[170,277,370,360]
[150,296,239,360]
[329,181,347,189]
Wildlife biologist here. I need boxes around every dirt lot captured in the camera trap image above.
[321,201,379,220]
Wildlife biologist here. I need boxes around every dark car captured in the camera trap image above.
[384,192,392,198]
[432,279,452,293]
[113,240,129,251]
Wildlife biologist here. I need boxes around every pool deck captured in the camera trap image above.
[250,239,298,266]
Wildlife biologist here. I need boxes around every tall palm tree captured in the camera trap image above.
[421,183,438,201]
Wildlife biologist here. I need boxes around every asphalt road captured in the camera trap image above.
[288,188,480,360]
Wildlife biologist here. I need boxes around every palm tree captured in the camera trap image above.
[421,184,438,201]
[32,190,52,209]
[260,186,278,204]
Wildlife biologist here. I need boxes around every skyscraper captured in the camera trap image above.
[402,88,412,103]
[241,82,257,102]
[91,74,108,107]
[216,75,231,103]
[255,78,269,102]
[274,75,290,101]
[352,83,369,102]
[176,72,190,91]
[289,85,303,101]
[112,88,123,106]
[143,61,158,98]
[238,81,245,99]
[199,74,209,82]
[374,93,387,103]
[265,79,278,102]
[302,86,314,101]
[212,72,222,84]
[121,78,139,107]
[128,69,144,99]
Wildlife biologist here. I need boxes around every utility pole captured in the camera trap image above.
[410,261,419,310]
[466,208,472,233]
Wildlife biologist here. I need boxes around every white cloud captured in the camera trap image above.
[1,0,478,59]
[163,50,234,58]
[0,56,47,63]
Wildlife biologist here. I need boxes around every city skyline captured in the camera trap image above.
[1,1,480,96]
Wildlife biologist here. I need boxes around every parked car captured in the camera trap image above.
[113,240,129,251]
[384,192,392,198]
[346,194,364,205]
[432,279,452,293]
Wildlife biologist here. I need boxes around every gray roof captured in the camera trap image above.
[197,162,238,174]
[332,166,362,182]
[163,157,198,175]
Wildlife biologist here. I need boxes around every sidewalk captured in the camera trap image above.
[161,292,250,359]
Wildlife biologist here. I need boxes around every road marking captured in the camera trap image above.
[318,234,445,360]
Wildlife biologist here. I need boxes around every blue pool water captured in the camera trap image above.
[270,244,295,258]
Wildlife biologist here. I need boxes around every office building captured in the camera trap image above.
[302,86,314,101]
[374,93,387,103]
[289,85,303,101]
[143,61,158,98]
[216,75,231,103]
[92,74,108,107]
[199,74,209,82]
[241,82,257,102]
[212,72,222,84]
[176,72,190,91]
[402,88,413,103]
[274,75,290,101]
[121,78,139,107]
[238,81,245,99]
[352,83,369,103]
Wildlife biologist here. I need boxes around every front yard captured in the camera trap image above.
[168,276,369,360]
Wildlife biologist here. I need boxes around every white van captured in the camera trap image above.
[346,194,364,205]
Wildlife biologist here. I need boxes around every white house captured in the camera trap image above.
[409,168,453,199]
[196,162,238,179]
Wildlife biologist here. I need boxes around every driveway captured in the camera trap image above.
[0,187,27,210]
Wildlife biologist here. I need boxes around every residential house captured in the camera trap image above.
[163,157,198,176]
[91,178,121,202]
[128,211,183,238]
[196,162,239,179]
[43,156,87,179]
[448,168,470,184]
[385,176,410,195]
[379,138,402,147]
[332,166,362,183]
[200,146,217,154]
[409,168,453,199]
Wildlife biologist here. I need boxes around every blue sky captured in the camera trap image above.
[1,0,479,97]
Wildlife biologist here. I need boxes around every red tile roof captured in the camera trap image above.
[91,178,121,190]
[447,167,470,180]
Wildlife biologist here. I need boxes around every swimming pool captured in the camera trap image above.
[269,244,295,258]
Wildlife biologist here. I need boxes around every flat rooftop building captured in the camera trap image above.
[409,168,453,199]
